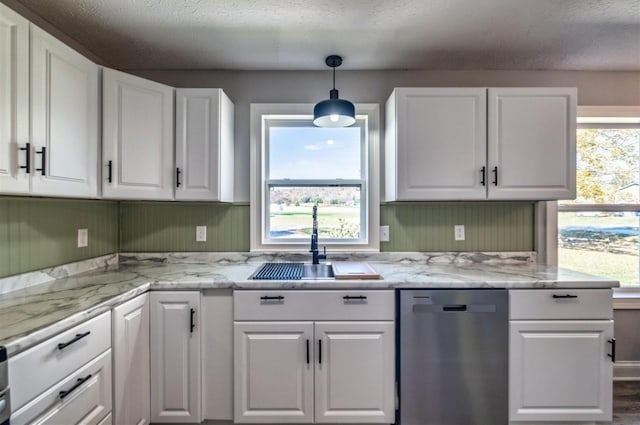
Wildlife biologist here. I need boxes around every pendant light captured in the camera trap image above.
[313,55,356,127]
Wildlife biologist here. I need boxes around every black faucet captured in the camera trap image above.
[310,205,326,265]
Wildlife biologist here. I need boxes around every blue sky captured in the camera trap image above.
[269,126,361,180]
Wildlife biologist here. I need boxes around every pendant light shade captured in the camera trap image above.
[313,55,356,127]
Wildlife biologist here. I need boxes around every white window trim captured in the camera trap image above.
[543,106,640,297]
[249,103,380,252]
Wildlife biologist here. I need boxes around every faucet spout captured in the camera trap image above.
[310,205,326,265]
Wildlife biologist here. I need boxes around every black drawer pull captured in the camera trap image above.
[306,339,310,364]
[36,147,46,175]
[480,166,486,186]
[190,308,196,333]
[443,304,467,312]
[57,331,90,350]
[260,295,284,301]
[343,295,367,301]
[59,374,92,399]
[107,160,113,183]
[176,167,182,188]
[552,294,578,299]
[608,338,616,362]
[19,142,31,173]
[318,339,322,364]
[492,166,498,186]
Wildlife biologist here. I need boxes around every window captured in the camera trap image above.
[250,104,380,252]
[556,107,640,287]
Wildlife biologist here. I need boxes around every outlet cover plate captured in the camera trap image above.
[454,225,465,241]
[196,225,207,242]
[380,225,390,242]
[78,228,88,247]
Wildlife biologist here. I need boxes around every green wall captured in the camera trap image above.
[0,197,119,278]
[1,197,535,278]
[380,202,534,251]
[119,202,250,252]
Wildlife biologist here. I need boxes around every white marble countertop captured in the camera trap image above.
[0,251,618,356]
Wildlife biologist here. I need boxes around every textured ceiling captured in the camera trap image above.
[13,0,640,70]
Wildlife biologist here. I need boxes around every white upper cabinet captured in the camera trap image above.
[385,87,577,201]
[385,88,487,201]
[1,6,99,198]
[102,68,174,200]
[0,3,29,193]
[175,89,234,201]
[487,87,577,200]
[30,25,99,198]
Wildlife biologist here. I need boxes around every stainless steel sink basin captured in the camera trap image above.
[302,263,334,280]
[251,262,334,280]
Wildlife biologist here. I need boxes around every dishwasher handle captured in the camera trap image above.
[443,304,467,312]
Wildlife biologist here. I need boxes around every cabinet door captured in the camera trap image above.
[314,321,395,423]
[509,320,613,422]
[175,89,234,201]
[488,87,576,200]
[30,25,99,198]
[150,291,201,423]
[0,3,29,194]
[113,293,150,425]
[386,88,487,200]
[103,68,174,200]
[234,321,314,423]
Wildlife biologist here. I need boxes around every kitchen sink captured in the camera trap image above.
[251,262,335,280]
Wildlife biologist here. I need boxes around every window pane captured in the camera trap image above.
[268,186,361,240]
[558,211,640,286]
[563,128,640,204]
[268,126,361,179]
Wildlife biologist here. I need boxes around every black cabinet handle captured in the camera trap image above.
[59,374,92,399]
[19,142,31,173]
[57,331,90,350]
[306,339,310,364]
[190,308,196,333]
[443,304,467,312]
[318,339,322,364]
[492,166,498,186]
[608,338,616,362]
[260,295,285,301]
[343,295,367,301]
[176,167,182,188]
[552,294,578,299]
[107,160,112,183]
[35,147,46,175]
[480,166,486,186]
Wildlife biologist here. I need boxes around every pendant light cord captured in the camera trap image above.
[332,65,336,90]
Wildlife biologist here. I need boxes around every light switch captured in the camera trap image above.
[78,228,88,247]
[380,225,390,242]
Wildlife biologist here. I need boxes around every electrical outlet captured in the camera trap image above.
[380,225,390,242]
[77,228,88,247]
[196,225,207,242]
[454,225,465,241]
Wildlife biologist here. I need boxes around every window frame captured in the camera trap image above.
[543,106,640,292]
[249,103,380,252]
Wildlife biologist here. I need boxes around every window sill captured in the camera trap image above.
[613,288,640,309]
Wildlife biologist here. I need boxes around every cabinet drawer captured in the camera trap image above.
[11,350,112,425]
[9,312,111,411]
[509,289,612,320]
[234,290,394,321]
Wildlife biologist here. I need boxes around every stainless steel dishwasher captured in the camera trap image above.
[398,289,508,425]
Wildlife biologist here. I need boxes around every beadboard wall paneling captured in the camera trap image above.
[0,197,119,278]
[119,202,250,252]
[380,202,535,252]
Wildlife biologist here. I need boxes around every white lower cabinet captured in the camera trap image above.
[233,290,395,424]
[234,322,314,423]
[509,290,614,423]
[112,293,150,425]
[150,291,201,423]
[9,312,112,425]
